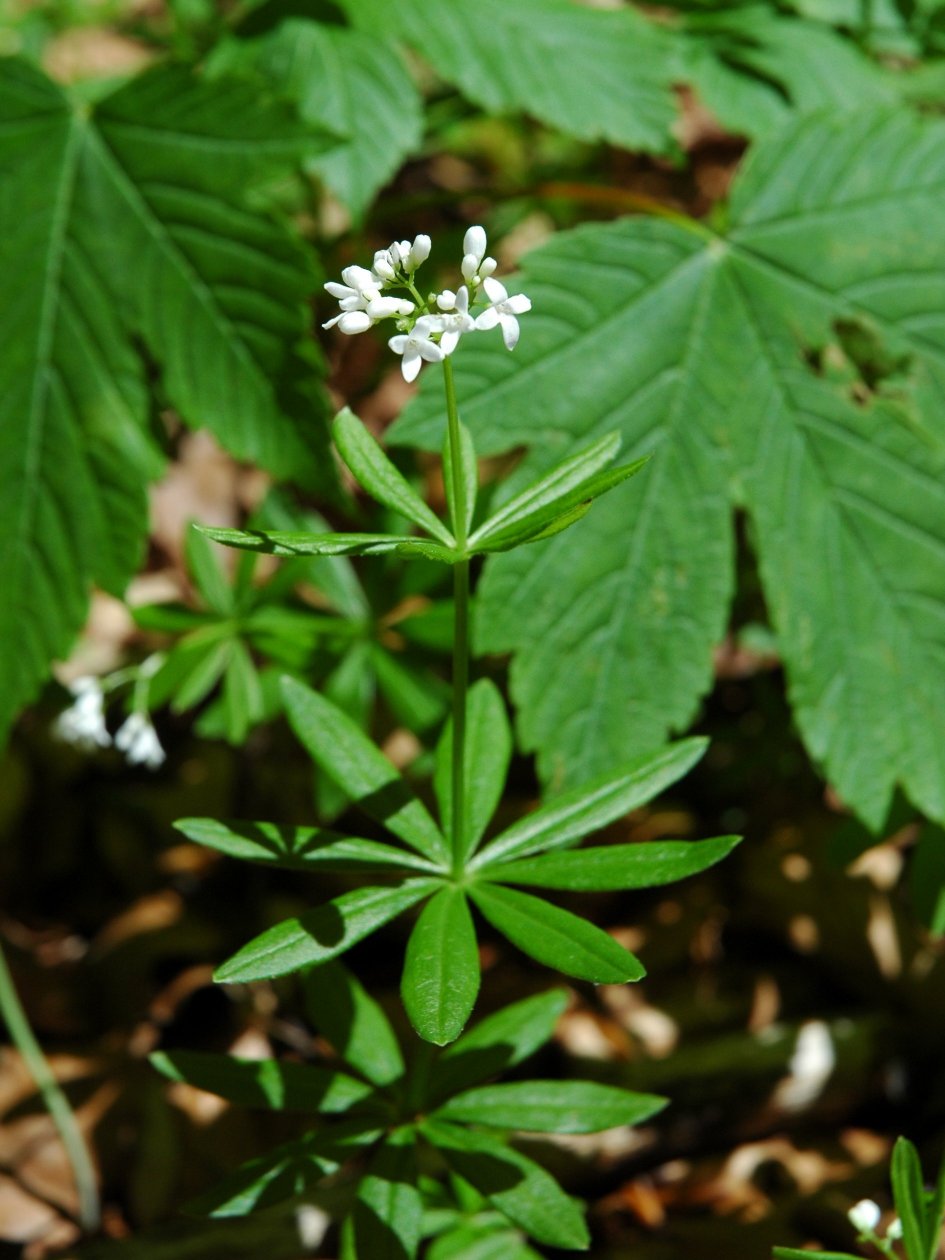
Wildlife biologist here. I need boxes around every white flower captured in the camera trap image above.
[474,276,532,350]
[388,316,445,382]
[54,676,111,751]
[886,1218,903,1241]
[848,1200,882,1235]
[366,295,415,321]
[115,712,165,769]
[460,225,497,287]
[323,264,413,333]
[431,285,475,354]
[374,234,431,281]
[322,310,373,335]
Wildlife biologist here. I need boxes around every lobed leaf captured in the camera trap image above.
[281,677,450,864]
[394,109,945,829]
[402,888,480,1046]
[436,1080,666,1134]
[340,0,680,155]
[421,1120,589,1250]
[334,408,454,545]
[469,882,645,984]
[215,880,439,984]
[210,20,422,220]
[472,739,707,869]
[150,1050,374,1113]
[173,817,439,875]
[486,835,741,891]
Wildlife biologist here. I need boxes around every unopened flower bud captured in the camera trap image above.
[848,1200,881,1234]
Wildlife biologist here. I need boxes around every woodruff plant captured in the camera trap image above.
[160,228,740,1255]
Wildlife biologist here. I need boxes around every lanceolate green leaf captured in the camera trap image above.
[150,1050,374,1113]
[281,677,450,864]
[333,408,454,545]
[472,739,707,869]
[340,0,680,156]
[395,109,945,829]
[435,680,512,860]
[773,1250,856,1260]
[421,1120,589,1251]
[197,524,456,564]
[436,1080,666,1134]
[890,1137,928,1260]
[469,882,645,984]
[173,817,439,875]
[0,57,334,742]
[215,880,439,983]
[303,961,404,1088]
[350,1130,423,1260]
[186,524,234,616]
[402,887,480,1046]
[486,835,741,891]
[443,420,478,539]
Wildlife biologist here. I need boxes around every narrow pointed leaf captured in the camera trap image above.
[891,1137,929,1260]
[470,883,645,983]
[436,1080,666,1134]
[926,1152,945,1260]
[472,500,593,554]
[334,408,454,544]
[303,960,404,1088]
[186,1124,379,1218]
[469,433,618,546]
[435,679,512,860]
[186,524,234,615]
[150,1050,374,1113]
[281,677,450,864]
[196,524,455,563]
[773,1251,857,1260]
[472,738,707,869]
[402,888,480,1046]
[471,458,648,554]
[486,835,741,891]
[428,1226,543,1260]
[370,643,449,733]
[443,419,478,539]
[421,1120,589,1250]
[220,638,264,743]
[351,1129,423,1260]
[174,817,439,875]
[169,636,233,712]
[215,880,439,983]
[429,989,569,1104]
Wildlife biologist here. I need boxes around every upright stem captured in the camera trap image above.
[0,941,100,1230]
[443,358,470,875]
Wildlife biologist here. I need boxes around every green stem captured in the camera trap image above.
[0,941,100,1231]
[443,358,470,875]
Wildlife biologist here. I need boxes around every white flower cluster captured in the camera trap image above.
[54,675,165,770]
[322,226,531,382]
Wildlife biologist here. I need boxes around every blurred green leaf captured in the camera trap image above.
[150,1050,373,1113]
[436,1080,666,1134]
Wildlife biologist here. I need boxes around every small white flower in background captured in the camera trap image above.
[373,234,431,282]
[460,225,497,287]
[115,712,165,770]
[433,285,475,354]
[54,676,111,751]
[848,1200,882,1235]
[886,1217,903,1241]
[389,316,445,382]
[474,276,532,350]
